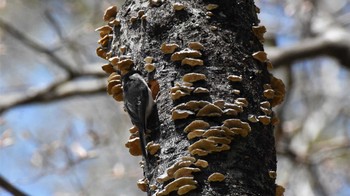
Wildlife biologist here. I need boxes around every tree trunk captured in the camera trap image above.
[98,0,284,195]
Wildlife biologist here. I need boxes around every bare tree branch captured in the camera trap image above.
[267,30,350,68]
[0,175,28,196]
[0,18,76,77]
[0,77,107,114]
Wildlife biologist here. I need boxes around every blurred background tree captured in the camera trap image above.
[0,0,350,195]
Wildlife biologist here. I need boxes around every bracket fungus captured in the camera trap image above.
[193,87,209,94]
[173,3,186,11]
[141,14,147,20]
[150,0,165,7]
[202,128,226,138]
[95,25,113,34]
[235,98,248,107]
[137,178,148,192]
[109,56,119,66]
[96,47,107,59]
[177,184,197,195]
[260,107,272,115]
[227,75,242,82]
[258,115,271,125]
[108,72,121,81]
[213,100,225,109]
[263,89,275,99]
[190,149,209,156]
[196,103,223,117]
[207,136,231,145]
[208,172,225,182]
[171,49,202,61]
[224,103,243,113]
[113,93,123,102]
[271,115,280,126]
[98,34,112,47]
[181,156,196,163]
[184,120,210,133]
[248,114,259,123]
[210,26,218,31]
[188,139,216,152]
[111,84,123,95]
[146,141,160,155]
[269,170,277,179]
[223,109,238,116]
[194,159,208,168]
[206,11,214,17]
[156,160,194,183]
[276,185,285,196]
[232,90,243,96]
[188,42,204,50]
[172,110,194,120]
[260,101,271,108]
[103,5,117,21]
[206,4,219,11]
[187,129,205,140]
[223,119,251,130]
[252,51,268,62]
[129,126,138,134]
[160,43,179,54]
[107,80,121,95]
[137,10,145,18]
[188,139,230,156]
[109,18,121,26]
[185,100,210,111]
[223,119,251,137]
[144,56,154,64]
[252,25,266,43]
[171,83,194,94]
[116,59,134,71]
[101,64,115,74]
[182,73,206,83]
[181,58,204,67]
[157,177,197,196]
[125,137,142,156]
[144,63,156,72]
[270,76,286,107]
[266,61,274,70]
[173,167,200,179]
[171,90,189,101]
[119,46,126,54]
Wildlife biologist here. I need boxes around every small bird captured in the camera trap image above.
[122,70,155,161]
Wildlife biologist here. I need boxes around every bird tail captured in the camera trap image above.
[139,127,148,161]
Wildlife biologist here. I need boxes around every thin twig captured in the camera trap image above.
[0,175,28,196]
[0,77,107,114]
[0,18,76,77]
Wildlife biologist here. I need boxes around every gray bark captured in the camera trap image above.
[107,0,277,195]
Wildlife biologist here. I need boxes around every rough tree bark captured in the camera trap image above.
[97,0,285,195]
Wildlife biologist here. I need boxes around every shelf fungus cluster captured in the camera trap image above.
[95,5,129,102]
[247,75,285,126]
[96,6,165,194]
[96,5,119,61]
[129,9,147,24]
[173,3,186,11]
[155,156,207,195]
[125,126,143,156]
[170,72,208,105]
[107,72,123,102]
[249,21,286,128]
[161,42,205,67]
